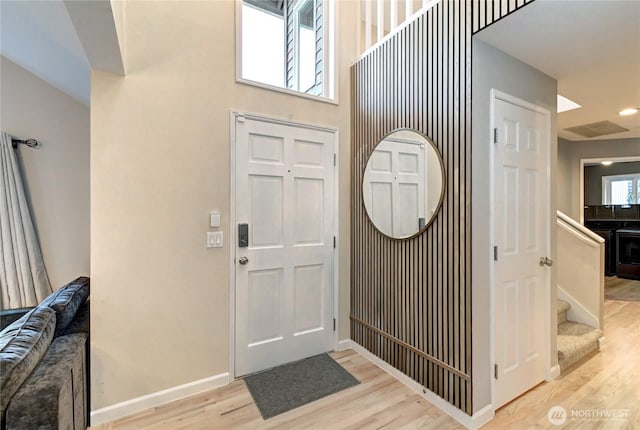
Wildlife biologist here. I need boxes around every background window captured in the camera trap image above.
[603,173,640,205]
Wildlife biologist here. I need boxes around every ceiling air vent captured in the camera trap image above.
[564,121,629,138]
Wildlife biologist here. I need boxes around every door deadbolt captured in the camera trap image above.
[539,257,553,267]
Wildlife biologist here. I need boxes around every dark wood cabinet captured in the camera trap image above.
[616,229,640,280]
[585,205,640,279]
[591,228,616,276]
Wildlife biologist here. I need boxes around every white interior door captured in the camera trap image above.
[362,140,425,237]
[492,95,550,408]
[234,115,335,377]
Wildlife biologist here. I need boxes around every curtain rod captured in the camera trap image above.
[11,138,41,149]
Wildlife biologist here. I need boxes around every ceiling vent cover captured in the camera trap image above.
[565,121,629,138]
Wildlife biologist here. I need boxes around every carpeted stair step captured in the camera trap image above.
[557,321,602,371]
[557,299,570,325]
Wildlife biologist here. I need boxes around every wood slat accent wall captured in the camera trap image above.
[472,0,535,34]
[350,0,535,415]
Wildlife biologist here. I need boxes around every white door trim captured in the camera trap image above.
[579,156,640,224]
[228,110,339,379]
[489,89,552,406]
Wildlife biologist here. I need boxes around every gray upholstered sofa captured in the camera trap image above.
[0,277,90,430]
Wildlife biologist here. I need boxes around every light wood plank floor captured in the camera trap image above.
[605,276,640,301]
[483,300,640,429]
[92,300,640,430]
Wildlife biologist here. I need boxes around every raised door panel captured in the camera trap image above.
[248,268,284,346]
[250,176,284,248]
[294,139,324,167]
[370,182,393,234]
[249,134,284,164]
[502,166,519,255]
[293,264,325,334]
[398,183,419,236]
[294,178,324,245]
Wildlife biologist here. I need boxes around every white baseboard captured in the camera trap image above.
[547,364,561,381]
[471,404,494,429]
[349,342,494,430]
[336,338,354,351]
[598,336,606,349]
[90,372,230,427]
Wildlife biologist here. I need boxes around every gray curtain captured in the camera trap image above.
[0,132,51,309]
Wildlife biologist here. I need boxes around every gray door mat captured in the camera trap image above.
[243,353,360,419]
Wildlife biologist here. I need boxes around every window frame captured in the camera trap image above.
[602,173,640,205]
[235,0,336,104]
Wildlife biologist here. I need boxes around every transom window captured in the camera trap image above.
[238,0,333,99]
[603,173,640,205]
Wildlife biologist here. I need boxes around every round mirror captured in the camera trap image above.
[362,129,445,239]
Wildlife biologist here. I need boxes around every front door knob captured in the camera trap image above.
[239,256,249,265]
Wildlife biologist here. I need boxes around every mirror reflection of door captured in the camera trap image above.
[362,129,444,239]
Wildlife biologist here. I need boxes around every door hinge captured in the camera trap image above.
[333,236,336,248]
[236,115,245,123]
[493,128,498,144]
[333,318,336,331]
[494,363,499,379]
[494,246,498,261]
[333,153,337,166]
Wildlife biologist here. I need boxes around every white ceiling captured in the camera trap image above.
[0,0,90,106]
[476,0,640,141]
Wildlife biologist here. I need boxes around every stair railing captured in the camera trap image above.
[556,210,605,331]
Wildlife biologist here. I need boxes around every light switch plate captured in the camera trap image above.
[210,210,221,228]
[207,231,223,248]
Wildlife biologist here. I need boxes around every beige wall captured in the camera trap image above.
[91,0,357,409]
[0,56,90,289]
[557,137,640,221]
[472,39,558,412]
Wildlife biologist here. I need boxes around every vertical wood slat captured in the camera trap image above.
[351,0,537,416]
[471,0,536,34]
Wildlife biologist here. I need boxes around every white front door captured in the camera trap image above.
[362,140,426,237]
[492,94,550,408]
[234,115,335,377]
